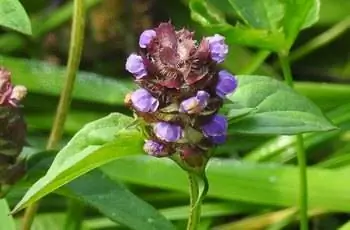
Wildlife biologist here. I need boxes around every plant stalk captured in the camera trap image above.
[21,0,86,229]
[186,173,202,230]
[273,17,350,69]
[240,50,271,75]
[64,199,85,230]
[278,53,308,230]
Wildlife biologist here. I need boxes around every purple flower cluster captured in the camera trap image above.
[125,23,237,165]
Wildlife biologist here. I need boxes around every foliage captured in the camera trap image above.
[1,0,350,229]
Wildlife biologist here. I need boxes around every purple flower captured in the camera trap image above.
[216,70,237,98]
[143,140,166,156]
[154,122,183,142]
[210,135,226,144]
[179,90,210,114]
[125,54,147,79]
[206,34,228,63]
[201,114,228,144]
[139,29,156,48]
[131,88,159,112]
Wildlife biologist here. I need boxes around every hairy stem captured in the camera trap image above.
[278,53,308,230]
[186,173,201,230]
[21,0,85,229]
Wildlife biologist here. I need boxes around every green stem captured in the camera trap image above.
[240,50,271,74]
[278,54,294,87]
[290,17,350,63]
[273,17,350,69]
[186,173,201,230]
[21,0,86,229]
[278,54,308,230]
[64,199,85,230]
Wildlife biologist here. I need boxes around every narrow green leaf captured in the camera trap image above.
[101,156,350,212]
[65,170,175,230]
[283,0,320,47]
[0,0,32,35]
[26,111,108,135]
[227,0,284,30]
[227,75,336,135]
[0,56,134,105]
[82,201,260,229]
[0,199,16,230]
[13,113,143,212]
[294,82,350,110]
[14,213,66,230]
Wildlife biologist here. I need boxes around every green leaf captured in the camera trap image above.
[226,75,336,135]
[302,0,320,29]
[294,82,350,110]
[227,0,284,30]
[207,24,285,52]
[101,156,350,212]
[189,0,226,25]
[13,113,143,213]
[222,102,256,120]
[0,0,102,53]
[283,0,320,47]
[0,56,134,105]
[189,0,286,51]
[0,199,16,230]
[244,104,350,163]
[0,0,32,35]
[65,170,175,230]
[15,213,66,230]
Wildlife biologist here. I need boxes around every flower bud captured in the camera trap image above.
[179,90,210,114]
[206,34,228,63]
[125,54,147,79]
[131,88,159,113]
[139,29,156,48]
[154,122,183,142]
[180,146,205,167]
[201,114,228,144]
[216,70,237,98]
[9,85,27,106]
[143,140,166,157]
